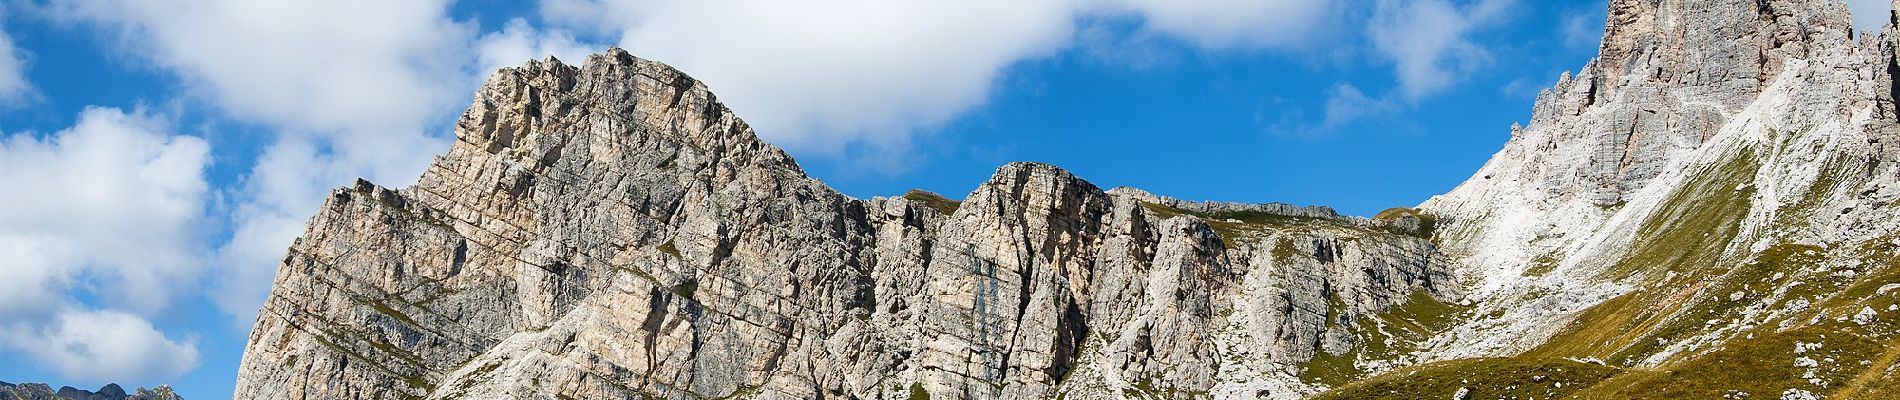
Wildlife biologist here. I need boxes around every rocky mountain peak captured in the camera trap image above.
[1430,0,1885,274]
[234,42,1463,398]
[1596,0,1853,100]
[458,47,805,188]
[234,1,1900,399]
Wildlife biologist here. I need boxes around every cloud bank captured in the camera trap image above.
[0,107,208,382]
[1368,0,1517,100]
[538,0,1350,153]
[45,0,480,321]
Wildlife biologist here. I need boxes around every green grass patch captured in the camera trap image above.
[1774,154,1851,230]
[1372,207,1438,238]
[1300,293,1359,386]
[672,278,698,300]
[1313,358,1622,400]
[1605,243,1817,364]
[1140,201,1350,244]
[1301,291,1472,388]
[1272,237,1298,263]
[903,190,962,216]
[1524,293,1658,361]
[1570,322,1886,399]
[658,240,681,258]
[1124,376,1208,399]
[1529,149,1763,363]
[1602,149,1758,281]
[907,382,929,400]
[1524,252,1561,277]
[1378,290,1472,338]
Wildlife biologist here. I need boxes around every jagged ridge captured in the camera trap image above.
[233,49,1457,400]
[234,0,1900,398]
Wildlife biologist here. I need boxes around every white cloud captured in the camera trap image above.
[0,107,210,317]
[1318,84,1400,131]
[1,309,199,383]
[1847,0,1892,33]
[538,0,1346,154]
[476,19,600,79]
[1268,84,1403,138]
[44,0,477,322]
[542,0,1079,153]
[0,107,207,383]
[210,137,349,321]
[1561,4,1606,49]
[1109,0,1340,49]
[45,0,470,142]
[0,10,33,105]
[1367,0,1517,100]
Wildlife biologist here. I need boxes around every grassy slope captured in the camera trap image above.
[902,190,962,216]
[1321,143,1900,398]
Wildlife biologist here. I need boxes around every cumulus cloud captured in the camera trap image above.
[476,19,599,78]
[1267,84,1404,138]
[0,107,210,317]
[0,107,207,382]
[536,0,1344,153]
[1,309,200,382]
[0,10,33,105]
[44,0,478,321]
[1317,84,1401,131]
[1367,0,1517,100]
[541,0,1078,153]
[1847,0,1893,33]
[45,0,469,142]
[1561,4,1606,49]
[1108,0,1341,49]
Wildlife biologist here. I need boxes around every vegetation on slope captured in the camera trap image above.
[1321,143,1900,399]
[1372,207,1438,238]
[1299,290,1474,387]
[1313,358,1622,400]
[1600,149,1758,281]
[902,190,962,216]
[1137,201,1369,245]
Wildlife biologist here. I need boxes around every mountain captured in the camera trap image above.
[0,381,182,400]
[232,0,1900,399]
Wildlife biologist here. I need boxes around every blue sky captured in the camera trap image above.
[0,1,1889,399]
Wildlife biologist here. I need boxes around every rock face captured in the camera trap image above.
[236,0,1900,398]
[233,49,1455,399]
[0,382,182,400]
[1386,0,1900,398]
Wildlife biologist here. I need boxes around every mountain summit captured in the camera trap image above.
[235,1,1900,398]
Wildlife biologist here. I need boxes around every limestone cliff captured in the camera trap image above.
[232,50,1454,399]
[235,0,1900,398]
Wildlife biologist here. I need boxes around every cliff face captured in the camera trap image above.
[1395,0,1900,397]
[236,1,1900,398]
[232,50,1455,400]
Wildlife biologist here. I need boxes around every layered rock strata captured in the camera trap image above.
[234,49,1456,399]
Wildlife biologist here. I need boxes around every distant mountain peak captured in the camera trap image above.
[0,381,181,400]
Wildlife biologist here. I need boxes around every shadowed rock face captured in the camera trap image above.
[231,49,1455,399]
[236,1,1900,398]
